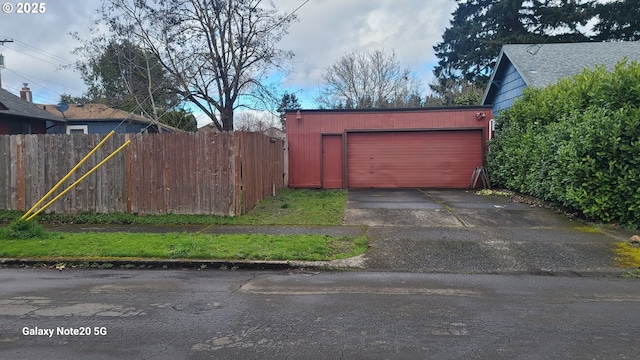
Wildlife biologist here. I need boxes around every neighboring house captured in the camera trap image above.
[197,122,221,133]
[286,107,492,189]
[482,41,640,114]
[0,85,66,134]
[263,126,285,140]
[40,103,178,134]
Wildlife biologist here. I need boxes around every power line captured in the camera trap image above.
[4,68,71,103]
[0,36,74,65]
[267,0,310,32]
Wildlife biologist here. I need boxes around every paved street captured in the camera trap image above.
[1,269,639,359]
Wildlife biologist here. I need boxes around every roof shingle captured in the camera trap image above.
[502,41,640,88]
[0,87,66,122]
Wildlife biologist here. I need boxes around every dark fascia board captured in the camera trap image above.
[481,47,511,105]
[285,105,494,114]
[0,112,67,124]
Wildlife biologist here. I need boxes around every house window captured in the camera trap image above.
[66,125,88,135]
[9,121,32,134]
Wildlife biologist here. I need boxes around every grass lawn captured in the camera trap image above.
[0,188,348,226]
[0,189,363,262]
[0,232,367,262]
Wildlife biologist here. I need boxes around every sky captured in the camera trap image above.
[0,0,457,126]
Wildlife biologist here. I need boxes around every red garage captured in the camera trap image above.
[285,107,493,189]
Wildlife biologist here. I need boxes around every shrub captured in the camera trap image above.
[488,60,640,228]
[1,219,49,239]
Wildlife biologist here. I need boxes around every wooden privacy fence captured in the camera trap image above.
[0,131,285,216]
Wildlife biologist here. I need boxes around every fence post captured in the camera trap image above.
[125,133,132,213]
[233,132,242,216]
[16,135,25,211]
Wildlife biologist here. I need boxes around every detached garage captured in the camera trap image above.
[286,107,493,189]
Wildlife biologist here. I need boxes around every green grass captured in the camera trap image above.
[0,189,348,226]
[0,232,367,261]
[0,189,359,262]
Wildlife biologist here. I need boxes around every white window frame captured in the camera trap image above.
[66,125,88,135]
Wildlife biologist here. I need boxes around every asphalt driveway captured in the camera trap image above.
[345,189,631,275]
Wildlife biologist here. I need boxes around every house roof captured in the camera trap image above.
[284,105,493,114]
[38,103,180,132]
[197,121,220,132]
[0,87,66,123]
[483,41,640,104]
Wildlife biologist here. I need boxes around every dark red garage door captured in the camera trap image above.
[346,130,483,188]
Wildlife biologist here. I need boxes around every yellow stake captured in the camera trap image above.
[21,130,116,220]
[26,140,131,221]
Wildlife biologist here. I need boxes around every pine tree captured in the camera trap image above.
[433,0,594,89]
[592,0,640,41]
[277,92,301,130]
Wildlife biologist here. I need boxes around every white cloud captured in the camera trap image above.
[277,0,457,105]
[0,0,457,110]
[0,0,99,102]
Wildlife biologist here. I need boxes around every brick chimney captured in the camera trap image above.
[20,83,32,102]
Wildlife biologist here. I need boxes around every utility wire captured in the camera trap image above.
[527,0,577,56]
[267,0,310,32]
[0,36,74,65]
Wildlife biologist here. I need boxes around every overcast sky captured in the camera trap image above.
[0,0,456,125]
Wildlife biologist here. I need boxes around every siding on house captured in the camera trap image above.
[483,41,640,114]
[491,62,528,114]
[47,121,155,134]
[286,107,492,189]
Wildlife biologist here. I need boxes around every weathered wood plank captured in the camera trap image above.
[0,136,10,209]
[0,132,283,216]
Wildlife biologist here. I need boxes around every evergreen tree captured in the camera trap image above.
[77,40,181,118]
[433,0,594,89]
[277,92,301,130]
[161,109,198,132]
[592,0,640,41]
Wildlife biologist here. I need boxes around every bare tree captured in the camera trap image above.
[316,49,423,109]
[235,111,276,132]
[99,0,297,131]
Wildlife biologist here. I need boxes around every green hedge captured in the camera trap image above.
[488,60,640,228]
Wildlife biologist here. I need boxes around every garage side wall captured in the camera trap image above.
[286,108,492,188]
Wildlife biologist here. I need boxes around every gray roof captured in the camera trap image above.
[502,41,640,88]
[0,87,66,122]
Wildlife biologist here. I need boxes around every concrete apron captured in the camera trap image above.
[344,189,626,275]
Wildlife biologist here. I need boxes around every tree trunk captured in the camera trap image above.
[220,107,234,131]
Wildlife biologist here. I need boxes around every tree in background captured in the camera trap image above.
[316,49,423,109]
[74,39,181,121]
[592,0,640,41]
[277,92,301,130]
[433,0,594,89]
[95,0,297,132]
[425,78,484,107]
[161,109,198,132]
[59,93,88,105]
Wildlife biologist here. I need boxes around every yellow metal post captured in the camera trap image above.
[26,140,131,221]
[21,130,116,220]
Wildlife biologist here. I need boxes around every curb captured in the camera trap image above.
[1,257,629,277]
[0,257,365,271]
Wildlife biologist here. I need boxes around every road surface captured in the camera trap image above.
[1,268,639,359]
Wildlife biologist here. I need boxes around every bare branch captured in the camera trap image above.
[316,49,423,109]
[98,0,297,131]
